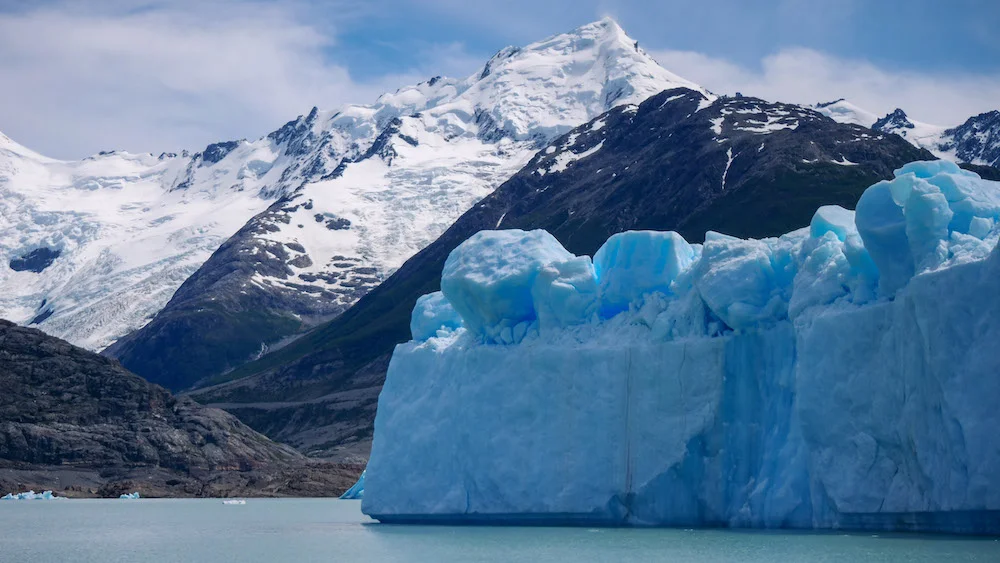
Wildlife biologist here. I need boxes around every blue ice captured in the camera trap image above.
[365,162,1000,533]
[340,470,365,500]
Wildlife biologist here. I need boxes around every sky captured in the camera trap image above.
[1,0,998,159]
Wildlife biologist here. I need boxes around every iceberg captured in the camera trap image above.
[340,470,366,500]
[119,492,141,500]
[2,490,62,500]
[362,161,1000,533]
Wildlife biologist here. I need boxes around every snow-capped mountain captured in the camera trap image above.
[105,18,710,390]
[241,17,705,303]
[815,101,1000,167]
[870,108,951,154]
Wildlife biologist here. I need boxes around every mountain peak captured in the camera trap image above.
[447,18,709,143]
[571,16,627,39]
[521,17,652,64]
[873,108,914,132]
[312,18,710,150]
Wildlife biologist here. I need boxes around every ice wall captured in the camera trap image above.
[362,161,1000,533]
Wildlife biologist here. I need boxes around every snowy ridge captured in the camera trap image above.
[364,161,1000,532]
[1,18,705,351]
[816,100,1000,167]
[871,108,951,158]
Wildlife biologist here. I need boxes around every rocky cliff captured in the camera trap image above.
[0,319,359,497]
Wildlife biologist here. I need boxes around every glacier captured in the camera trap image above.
[362,161,1000,533]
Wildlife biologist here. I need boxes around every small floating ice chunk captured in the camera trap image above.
[119,492,141,499]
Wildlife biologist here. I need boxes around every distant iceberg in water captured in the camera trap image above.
[363,161,1000,534]
[2,490,63,500]
[119,492,141,500]
[340,470,366,500]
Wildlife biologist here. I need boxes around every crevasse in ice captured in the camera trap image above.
[362,161,1000,533]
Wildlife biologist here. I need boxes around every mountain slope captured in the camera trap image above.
[186,88,931,459]
[0,319,359,497]
[106,18,709,391]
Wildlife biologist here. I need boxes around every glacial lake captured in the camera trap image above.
[2,498,999,562]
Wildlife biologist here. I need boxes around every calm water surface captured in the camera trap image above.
[2,499,998,562]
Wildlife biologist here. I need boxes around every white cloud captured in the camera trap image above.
[650,47,1000,127]
[0,2,480,159]
[3,2,997,159]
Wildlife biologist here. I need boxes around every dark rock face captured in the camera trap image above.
[872,108,913,133]
[0,319,359,497]
[960,162,1000,181]
[325,217,351,230]
[9,247,60,273]
[268,107,320,156]
[185,88,931,460]
[201,140,240,165]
